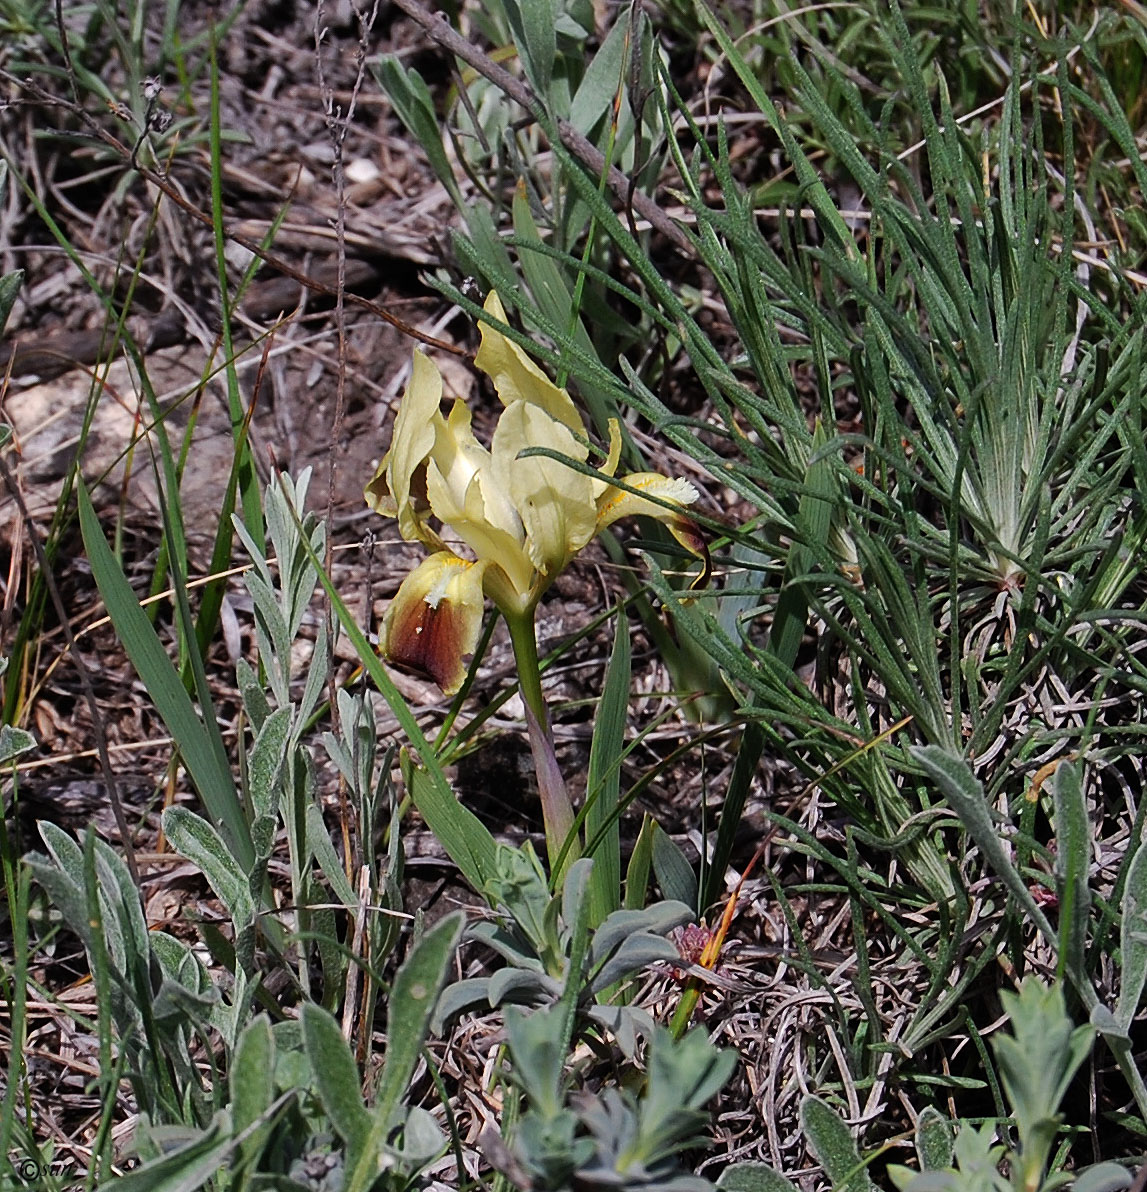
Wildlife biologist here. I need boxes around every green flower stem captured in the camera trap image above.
[668,980,703,1040]
[506,611,579,879]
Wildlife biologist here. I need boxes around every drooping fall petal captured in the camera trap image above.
[596,472,711,584]
[474,292,585,435]
[383,552,489,695]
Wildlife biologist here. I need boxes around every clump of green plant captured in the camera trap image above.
[890,980,1130,1192]
[377,0,734,714]
[720,979,1132,1192]
[377,0,671,380]
[914,750,1147,1119]
[13,0,1147,1182]
[432,845,736,1192]
[16,458,738,1188]
[435,843,693,1050]
[370,0,1147,1168]
[16,471,448,1189]
[26,820,463,1190]
[500,1009,734,1192]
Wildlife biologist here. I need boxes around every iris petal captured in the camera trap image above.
[494,400,597,579]
[383,552,488,695]
[430,400,524,541]
[474,292,585,435]
[595,418,624,494]
[422,398,535,599]
[365,350,447,547]
[596,472,710,584]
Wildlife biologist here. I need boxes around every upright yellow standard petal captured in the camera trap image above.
[365,350,447,546]
[422,399,535,599]
[474,292,585,435]
[430,401,523,541]
[426,462,536,600]
[494,400,597,579]
[383,552,488,695]
[596,472,711,584]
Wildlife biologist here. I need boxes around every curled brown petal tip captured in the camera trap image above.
[675,514,712,589]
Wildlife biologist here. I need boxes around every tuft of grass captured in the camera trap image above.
[375,0,1147,1171]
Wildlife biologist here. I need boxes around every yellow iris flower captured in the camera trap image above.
[366,292,707,694]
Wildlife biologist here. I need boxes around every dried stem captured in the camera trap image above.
[387,0,691,254]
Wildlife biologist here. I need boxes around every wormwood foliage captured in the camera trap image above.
[723,981,1130,1192]
[435,844,693,1049]
[887,981,1129,1192]
[435,849,737,1189]
[502,1014,735,1192]
[21,472,447,1189]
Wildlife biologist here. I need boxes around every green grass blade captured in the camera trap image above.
[914,1107,954,1171]
[718,1164,801,1192]
[1116,840,1147,1033]
[625,814,655,912]
[373,57,464,207]
[77,480,252,869]
[510,187,618,437]
[585,605,630,927]
[701,721,764,914]
[348,912,464,1192]
[502,0,557,95]
[768,422,839,669]
[93,1119,235,1192]
[693,0,855,258]
[205,25,262,564]
[652,821,696,910]
[163,808,255,954]
[912,746,1054,944]
[1051,761,1091,986]
[0,841,31,1177]
[230,1015,274,1165]
[0,269,22,335]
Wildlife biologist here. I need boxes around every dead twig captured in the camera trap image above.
[0,71,466,358]
[386,0,693,254]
